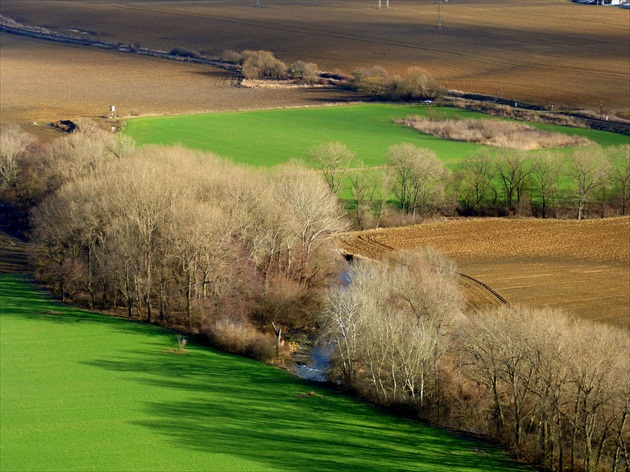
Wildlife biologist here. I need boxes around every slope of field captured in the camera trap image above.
[125,104,627,167]
[337,217,630,326]
[1,0,628,113]
[0,274,525,471]
[0,33,352,123]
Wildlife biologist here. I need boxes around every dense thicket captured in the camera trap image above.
[311,140,628,226]
[350,66,443,101]
[320,255,630,472]
[12,128,347,360]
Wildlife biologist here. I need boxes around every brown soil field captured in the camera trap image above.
[336,217,630,327]
[1,0,628,116]
[0,32,352,124]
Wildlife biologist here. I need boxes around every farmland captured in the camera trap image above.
[1,0,629,468]
[336,217,630,327]
[0,274,524,472]
[1,0,629,124]
[0,32,351,125]
[125,104,628,167]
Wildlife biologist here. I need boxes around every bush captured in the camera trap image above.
[220,49,243,64]
[204,316,276,362]
[396,115,594,150]
[290,60,319,84]
[388,67,442,101]
[351,66,442,101]
[241,50,287,79]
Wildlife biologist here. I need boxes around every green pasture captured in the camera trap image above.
[125,103,627,168]
[0,274,524,471]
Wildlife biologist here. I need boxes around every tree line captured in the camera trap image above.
[308,141,629,228]
[320,253,629,472]
[0,124,348,360]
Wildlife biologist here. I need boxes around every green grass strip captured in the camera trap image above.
[125,104,627,168]
[0,274,525,471]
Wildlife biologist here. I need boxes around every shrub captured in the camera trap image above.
[396,115,595,150]
[351,66,389,96]
[388,67,442,101]
[220,49,243,64]
[204,316,276,362]
[351,66,442,101]
[290,60,319,84]
[241,50,287,79]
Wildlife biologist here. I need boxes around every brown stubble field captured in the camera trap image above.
[1,0,629,117]
[336,217,630,327]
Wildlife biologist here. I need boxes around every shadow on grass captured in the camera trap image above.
[83,350,526,471]
[0,274,166,339]
[1,274,525,471]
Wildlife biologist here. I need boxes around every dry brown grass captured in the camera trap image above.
[396,116,594,150]
[337,217,630,326]
[1,0,627,115]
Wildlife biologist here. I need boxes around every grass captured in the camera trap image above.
[0,274,525,471]
[125,104,627,168]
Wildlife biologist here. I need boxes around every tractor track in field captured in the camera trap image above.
[338,234,511,311]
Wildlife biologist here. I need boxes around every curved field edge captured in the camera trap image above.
[124,104,627,168]
[335,217,630,326]
[0,274,525,472]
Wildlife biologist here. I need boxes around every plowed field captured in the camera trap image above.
[1,0,629,122]
[337,217,630,326]
[0,33,352,123]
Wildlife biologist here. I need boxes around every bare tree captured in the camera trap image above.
[387,144,447,216]
[320,249,463,411]
[495,150,530,214]
[348,168,379,229]
[308,142,355,195]
[569,146,612,220]
[0,124,36,191]
[272,164,348,285]
[530,151,564,219]
[456,150,498,215]
[609,144,630,216]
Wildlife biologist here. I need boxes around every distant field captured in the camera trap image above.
[0,33,352,124]
[125,104,627,167]
[1,0,628,113]
[336,217,630,327]
[0,274,524,471]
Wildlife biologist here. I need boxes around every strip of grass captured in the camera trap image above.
[0,274,525,471]
[125,104,627,168]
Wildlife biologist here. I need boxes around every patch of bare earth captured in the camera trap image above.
[1,0,628,114]
[336,217,630,327]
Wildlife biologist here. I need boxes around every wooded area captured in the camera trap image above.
[1,124,628,471]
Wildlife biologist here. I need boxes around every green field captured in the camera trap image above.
[125,104,627,168]
[0,274,524,471]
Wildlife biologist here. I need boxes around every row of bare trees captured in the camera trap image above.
[308,141,630,228]
[2,126,347,359]
[319,254,630,472]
